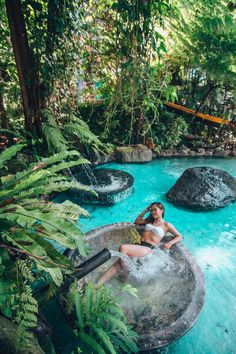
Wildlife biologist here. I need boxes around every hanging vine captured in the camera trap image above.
[102,0,177,144]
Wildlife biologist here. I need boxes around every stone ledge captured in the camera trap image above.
[115,144,152,163]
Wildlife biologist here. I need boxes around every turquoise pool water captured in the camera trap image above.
[79,158,236,354]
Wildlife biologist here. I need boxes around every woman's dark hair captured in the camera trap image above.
[146,202,165,223]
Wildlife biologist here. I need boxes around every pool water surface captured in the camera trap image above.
[78,158,236,354]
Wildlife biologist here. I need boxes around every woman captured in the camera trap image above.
[97,202,182,285]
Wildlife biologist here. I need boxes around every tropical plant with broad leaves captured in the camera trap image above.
[0,143,95,349]
[42,107,113,156]
[66,282,138,354]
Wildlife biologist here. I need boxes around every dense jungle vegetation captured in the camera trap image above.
[0,0,235,352]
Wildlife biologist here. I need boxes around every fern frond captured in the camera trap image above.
[84,282,94,322]
[17,260,34,282]
[43,123,68,153]
[15,285,38,351]
[0,168,50,196]
[42,200,89,219]
[46,159,89,174]
[98,312,128,334]
[15,180,96,202]
[89,324,116,354]
[1,206,87,253]
[40,150,81,166]
[115,332,138,353]
[102,303,125,319]
[0,144,25,170]
[74,291,84,329]
[78,332,106,354]
[109,334,133,354]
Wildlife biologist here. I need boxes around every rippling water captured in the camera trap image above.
[79,158,236,354]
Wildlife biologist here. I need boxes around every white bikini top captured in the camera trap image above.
[145,223,165,238]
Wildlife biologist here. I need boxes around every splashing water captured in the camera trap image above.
[91,174,126,192]
[110,247,175,283]
[108,247,193,334]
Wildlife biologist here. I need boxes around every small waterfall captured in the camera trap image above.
[66,167,77,181]
[82,163,99,186]
[66,159,99,187]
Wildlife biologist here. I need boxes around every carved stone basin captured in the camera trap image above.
[70,168,134,204]
[84,223,205,351]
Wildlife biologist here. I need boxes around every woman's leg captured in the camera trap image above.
[97,244,151,285]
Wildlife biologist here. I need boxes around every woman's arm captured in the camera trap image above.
[134,205,151,225]
[163,223,182,250]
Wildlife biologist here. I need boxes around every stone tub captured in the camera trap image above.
[84,223,205,351]
[70,168,134,204]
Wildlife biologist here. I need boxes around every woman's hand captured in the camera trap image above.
[162,242,172,250]
[135,205,151,225]
[144,205,152,213]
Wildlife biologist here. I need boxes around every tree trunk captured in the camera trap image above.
[5,0,42,135]
[0,92,9,129]
[40,0,63,107]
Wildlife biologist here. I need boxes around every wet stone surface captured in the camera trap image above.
[166,166,236,210]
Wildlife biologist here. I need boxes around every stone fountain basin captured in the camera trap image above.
[85,223,205,351]
[71,168,134,204]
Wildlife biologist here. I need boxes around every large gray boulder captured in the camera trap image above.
[115,144,152,163]
[166,167,236,210]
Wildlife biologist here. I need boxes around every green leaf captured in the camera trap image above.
[0,144,25,170]
[98,313,128,334]
[89,324,116,354]
[74,291,84,329]
[78,332,106,354]
[84,282,94,322]
[121,284,138,298]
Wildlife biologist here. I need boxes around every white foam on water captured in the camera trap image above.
[110,247,175,283]
[195,246,234,270]
[91,175,126,192]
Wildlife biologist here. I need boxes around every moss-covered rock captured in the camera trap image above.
[0,316,45,354]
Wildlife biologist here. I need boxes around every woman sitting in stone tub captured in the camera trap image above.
[97,202,182,285]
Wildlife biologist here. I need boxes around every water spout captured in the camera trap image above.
[59,248,111,293]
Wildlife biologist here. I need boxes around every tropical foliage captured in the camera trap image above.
[0,0,235,351]
[67,282,138,354]
[0,144,94,348]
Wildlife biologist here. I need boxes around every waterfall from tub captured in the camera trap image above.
[82,163,99,186]
[67,163,99,186]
